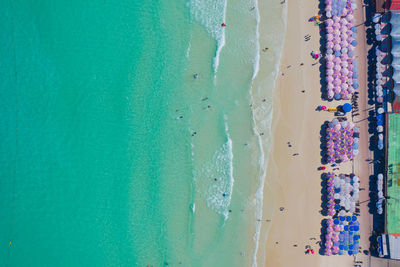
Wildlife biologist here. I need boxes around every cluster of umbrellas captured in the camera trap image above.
[375,47,386,104]
[326,173,337,216]
[324,15,359,100]
[325,119,358,163]
[377,173,384,215]
[325,0,357,18]
[324,216,360,255]
[326,173,360,215]
[375,23,383,41]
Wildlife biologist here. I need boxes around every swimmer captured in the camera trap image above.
[194,73,199,79]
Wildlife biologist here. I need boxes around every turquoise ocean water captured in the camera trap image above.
[0,0,285,266]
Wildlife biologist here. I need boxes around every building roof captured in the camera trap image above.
[387,114,400,234]
[389,234,400,259]
[391,0,400,10]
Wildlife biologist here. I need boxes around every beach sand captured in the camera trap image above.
[259,0,372,266]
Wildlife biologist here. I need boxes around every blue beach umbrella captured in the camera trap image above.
[348,51,355,57]
[346,216,352,222]
[339,216,345,222]
[335,204,341,210]
[352,32,357,38]
[349,226,354,232]
[351,26,357,33]
[334,218,340,225]
[354,226,360,231]
[327,49,333,55]
[354,235,360,241]
[353,143,359,149]
[342,103,352,113]
[348,250,353,255]
[344,225,349,231]
[335,51,341,57]
[351,40,358,46]
[334,93,342,100]
[344,245,349,251]
[353,72,358,78]
[339,245,344,250]
[353,84,359,89]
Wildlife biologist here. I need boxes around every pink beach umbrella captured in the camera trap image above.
[341,68,349,75]
[347,14,354,21]
[341,61,348,68]
[327,83,334,90]
[342,83,349,90]
[334,64,341,71]
[327,41,334,49]
[326,76,334,83]
[333,57,341,64]
[326,26,334,33]
[334,86,341,93]
[333,78,341,86]
[327,69,334,75]
[327,34,334,41]
[341,33,349,40]
[334,29,341,36]
[326,61,334,69]
[333,16,340,23]
[326,19,334,26]
[335,124,342,130]
[327,90,334,99]
[326,54,334,61]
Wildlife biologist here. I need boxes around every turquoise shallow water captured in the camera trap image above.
[0,0,285,266]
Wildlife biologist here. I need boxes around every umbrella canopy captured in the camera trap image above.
[342,103,352,113]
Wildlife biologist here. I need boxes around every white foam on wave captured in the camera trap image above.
[193,116,234,221]
[249,1,288,266]
[189,0,227,74]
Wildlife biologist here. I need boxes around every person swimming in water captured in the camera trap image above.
[194,73,199,79]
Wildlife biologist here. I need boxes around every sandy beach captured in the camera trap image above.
[259,0,372,266]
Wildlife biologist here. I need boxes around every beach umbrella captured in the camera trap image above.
[353,83,359,89]
[377,90,383,97]
[335,51,341,57]
[342,103,352,113]
[378,107,385,114]
[353,150,359,156]
[348,51,355,57]
[351,26,357,33]
[326,19,334,26]
[327,62,334,69]
[327,69,334,75]
[377,96,384,103]
[327,49,333,55]
[327,33,334,41]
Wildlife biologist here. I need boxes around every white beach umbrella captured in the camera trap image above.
[378,107,385,114]
[378,173,384,180]
[377,125,384,132]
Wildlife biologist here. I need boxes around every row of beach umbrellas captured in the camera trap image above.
[325,15,359,100]
[375,46,386,104]
[377,173,384,215]
[325,120,357,163]
[326,173,359,216]
[324,216,360,255]
[325,0,357,18]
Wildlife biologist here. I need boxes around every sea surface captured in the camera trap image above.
[0,0,285,266]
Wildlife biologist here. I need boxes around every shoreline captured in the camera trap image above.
[259,0,372,266]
